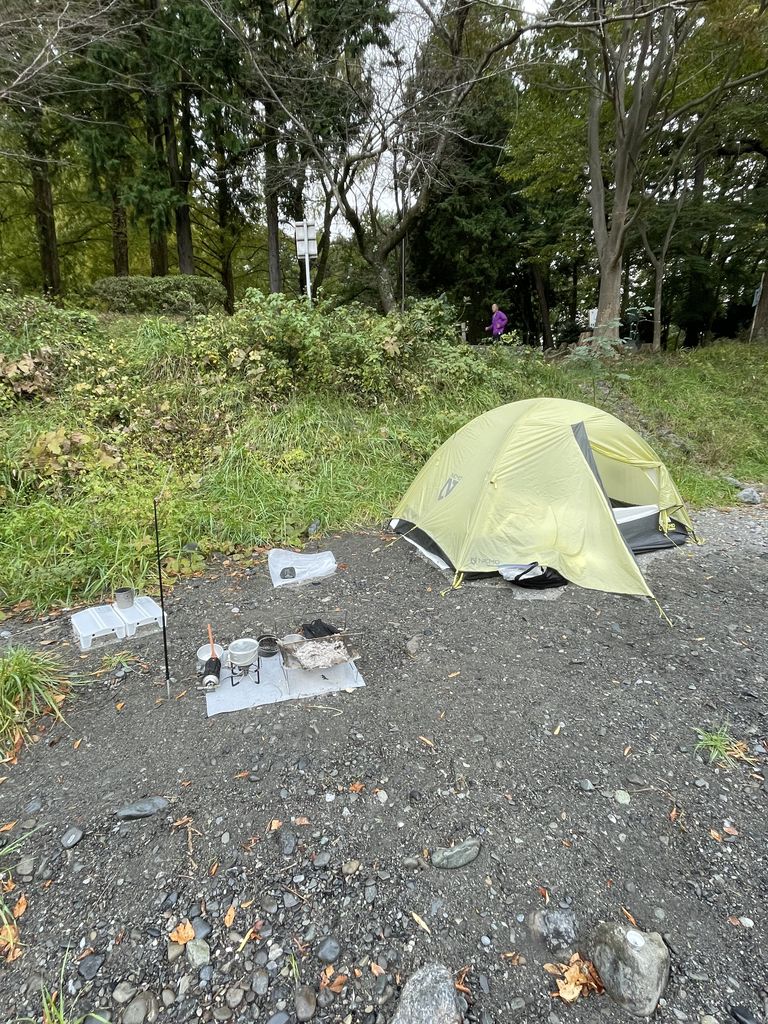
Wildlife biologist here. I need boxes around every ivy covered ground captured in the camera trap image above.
[1,291,767,611]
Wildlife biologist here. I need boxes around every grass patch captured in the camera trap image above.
[694,724,756,768]
[1,291,767,611]
[0,648,72,757]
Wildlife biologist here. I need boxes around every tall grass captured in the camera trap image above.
[1,296,766,612]
[0,648,71,754]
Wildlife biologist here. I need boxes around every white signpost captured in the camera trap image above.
[294,221,318,304]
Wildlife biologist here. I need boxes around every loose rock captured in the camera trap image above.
[61,826,84,849]
[737,488,761,505]
[529,908,578,952]
[112,981,138,1004]
[186,939,211,968]
[431,836,481,869]
[123,992,159,1024]
[391,963,462,1024]
[78,954,105,981]
[317,936,341,962]
[115,797,169,820]
[588,922,670,1017]
[295,984,317,1021]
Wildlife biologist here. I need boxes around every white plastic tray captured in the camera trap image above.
[71,596,165,651]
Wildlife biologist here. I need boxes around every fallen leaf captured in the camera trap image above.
[669,805,679,823]
[0,777,7,784]
[723,825,739,836]
[180,780,192,788]
[6,944,23,962]
[623,745,632,756]
[294,816,310,826]
[447,671,460,678]
[621,906,637,927]
[209,862,219,876]
[553,723,562,736]
[349,782,365,793]
[268,818,282,832]
[455,965,471,994]
[73,739,82,750]
[371,963,385,977]
[115,702,125,712]
[410,911,431,934]
[241,899,254,909]
[727,915,741,926]
[223,905,236,928]
[544,963,566,975]
[418,736,434,747]
[710,829,722,842]
[12,894,27,919]
[502,951,523,965]
[169,920,194,944]
[538,886,550,905]
[353,967,362,978]
[0,822,16,833]
[1,879,16,894]
[234,770,249,779]
[329,973,348,993]
[175,690,186,699]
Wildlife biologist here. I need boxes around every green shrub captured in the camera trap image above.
[91,275,227,315]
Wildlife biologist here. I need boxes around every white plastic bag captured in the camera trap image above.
[268,548,337,588]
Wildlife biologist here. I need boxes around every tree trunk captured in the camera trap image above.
[30,154,61,296]
[749,271,768,342]
[111,189,129,276]
[263,105,282,294]
[149,221,169,277]
[165,87,195,274]
[652,259,664,352]
[595,253,623,341]
[531,263,554,350]
[569,262,578,323]
[374,259,396,313]
[213,115,236,314]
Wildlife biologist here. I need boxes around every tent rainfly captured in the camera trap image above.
[391,397,695,598]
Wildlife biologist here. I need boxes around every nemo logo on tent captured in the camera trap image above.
[438,475,460,500]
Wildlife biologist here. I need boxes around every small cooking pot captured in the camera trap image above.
[257,634,280,658]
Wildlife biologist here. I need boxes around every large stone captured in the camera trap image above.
[317,936,341,963]
[391,963,462,1024]
[431,836,481,869]
[115,797,169,821]
[588,922,670,1017]
[61,826,84,849]
[123,991,159,1024]
[112,981,138,1004]
[737,487,761,505]
[528,909,578,952]
[295,984,317,1021]
[78,954,105,981]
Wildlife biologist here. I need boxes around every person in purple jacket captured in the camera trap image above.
[485,302,508,340]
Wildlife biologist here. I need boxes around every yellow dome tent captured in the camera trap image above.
[391,397,694,598]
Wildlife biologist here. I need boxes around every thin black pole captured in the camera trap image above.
[153,497,171,697]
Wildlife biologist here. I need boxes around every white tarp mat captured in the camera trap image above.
[204,650,364,717]
[268,548,337,587]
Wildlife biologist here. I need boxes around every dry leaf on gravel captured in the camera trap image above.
[0,920,20,958]
[418,736,434,747]
[12,894,27,919]
[294,817,310,826]
[169,920,194,944]
[0,822,16,833]
[268,819,282,832]
[328,973,348,993]
[410,911,431,934]
[371,963,385,977]
[349,782,365,793]
[223,906,236,928]
[545,953,604,1004]
[538,886,550,904]
[502,951,523,965]
[455,966,472,995]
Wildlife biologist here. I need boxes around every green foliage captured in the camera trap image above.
[0,647,72,755]
[91,275,227,315]
[0,294,766,610]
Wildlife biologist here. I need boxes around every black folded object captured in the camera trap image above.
[300,618,340,638]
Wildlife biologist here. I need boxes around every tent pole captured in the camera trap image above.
[153,497,171,698]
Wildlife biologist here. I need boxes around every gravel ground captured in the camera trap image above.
[1,508,766,1024]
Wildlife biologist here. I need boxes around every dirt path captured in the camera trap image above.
[1,509,766,1024]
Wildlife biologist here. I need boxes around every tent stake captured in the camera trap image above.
[153,497,171,698]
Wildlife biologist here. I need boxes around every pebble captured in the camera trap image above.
[295,985,317,1021]
[313,850,331,869]
[123,992,159,1024]
[115,797,169,820]
[578,779,594,792]
[24,798,43,815]
[167,942,184,963]
[266,1013,291,1024]
[252,969,269,996]
[738,917,754,928]
[615,790,631,805]
[730,1009,759,1024]
[226,988,244,1010]
[61,826,84,849]
[261,896,279,915]
[317,936,341,962]
[16,854,34,875]
[737,487,761,505]
[186,939,210,968]
[112,981,138,1004]
[510,997,527,1012]
[280,830,297,857]
[78,953,105,980]
[342,859,360,876]
[192,917,212,940]
[431,836,481,869]
[377,790,389,804]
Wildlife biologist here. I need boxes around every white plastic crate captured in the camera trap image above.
[71,596,165,651]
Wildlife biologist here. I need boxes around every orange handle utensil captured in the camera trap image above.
[207,623,215,659]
